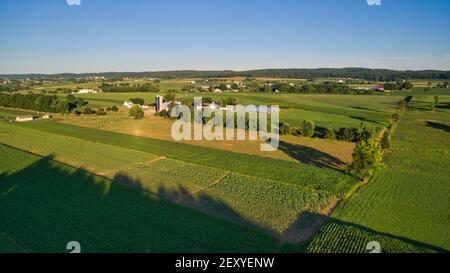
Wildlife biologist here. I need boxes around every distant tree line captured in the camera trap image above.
[0,82,23,93]
[0,93,87,114]
[101,83,159,93]
[3,68,449,81]
[256,82,355,94]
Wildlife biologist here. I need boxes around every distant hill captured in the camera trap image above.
[1,68,450,81]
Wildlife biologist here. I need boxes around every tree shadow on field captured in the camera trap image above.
[350,116,384,126]
[111,172,266,233]
[1,145,447,253]
[0,147,278,253]
[278,140,347,172]
[349,106,385,113]
[426,121,450,133]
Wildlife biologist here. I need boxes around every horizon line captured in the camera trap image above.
[2,67,450,76]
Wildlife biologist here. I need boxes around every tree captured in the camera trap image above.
[300,120,315,138]
[434,96,440,107]
[129,105,144,119]
[83,107,95,115]
[280,123,291,135]
[225,97,240,106]
[349,140,384,180]
[129,98,144,105]
[55,100,70,114]
[355,124,376,142]
[324,127,336,140]
[338,127,355,142]
[111,105,119,112]
[402,81,414,90]
[164,92,176,102]
[96,108,106,115]
[219,83,228,91]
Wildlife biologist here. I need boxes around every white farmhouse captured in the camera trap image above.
[77,88,99,94]
[16,115,34,122]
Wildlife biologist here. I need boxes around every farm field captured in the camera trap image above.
[0,119,356,241]
[0,107,38,120]
[1,88,449,253]
[53,92,400,130]
[306,96,450,252]
[1,0,450,257]
[0,144,279,253]
[9,120,358,195]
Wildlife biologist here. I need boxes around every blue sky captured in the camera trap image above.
[0,0,449,73]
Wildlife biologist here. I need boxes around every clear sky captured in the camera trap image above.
[0,0,449,74]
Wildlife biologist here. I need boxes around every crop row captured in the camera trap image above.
[15,120,358,196]
[0,124,339,237]
[0,145,278,252]
[306,222,434,253]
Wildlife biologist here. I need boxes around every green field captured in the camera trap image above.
[306,96,450,252]
[6,120,357,195]
[0,144,279,253]
[0,108,38,120]
[0,119,357,243]
[53,92,399,130]
[1,91,448,253]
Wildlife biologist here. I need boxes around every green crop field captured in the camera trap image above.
[0,119,356,239]
[10,120,358,196]
[1,90,448,253]
[306,96,450,253]
[0,144,279,253]
[306,220,435,253]
[0,107,38,120]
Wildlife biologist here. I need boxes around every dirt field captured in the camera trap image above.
[59,108,354,167]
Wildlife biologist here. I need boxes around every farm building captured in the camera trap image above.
[123,101,134,108]
[354,85,385,92]
[155,96,163,111]
[77,89,100,94]
[155,96,180,112]
[15,115,34,122]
